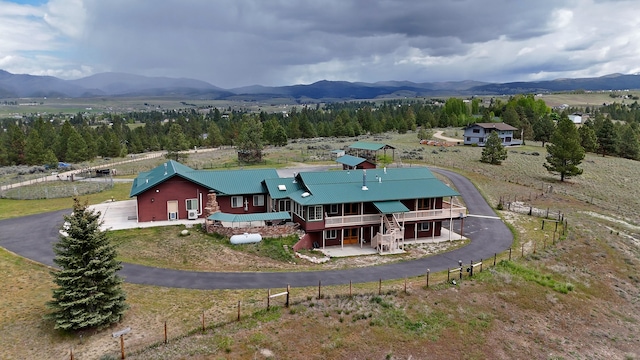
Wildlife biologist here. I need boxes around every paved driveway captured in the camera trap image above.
[0,167,513,289]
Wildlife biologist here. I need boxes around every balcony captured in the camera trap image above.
[324,202,467,228]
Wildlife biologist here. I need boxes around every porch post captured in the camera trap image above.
[322,230,326,249]
[341,228,344,249]
[414,223,417,241]
[432,221,435,241]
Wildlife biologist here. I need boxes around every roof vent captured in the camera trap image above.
[383,167,387,174]
[145,179,149,184]
[278,184,287,191]
[164,163,168,176]
[301,192,310,198]
[362,169,368,191]
[292,173,297,183]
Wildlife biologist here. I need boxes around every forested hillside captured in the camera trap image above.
[1,94,639,168]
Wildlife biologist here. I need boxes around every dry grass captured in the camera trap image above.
[3,129,640,359]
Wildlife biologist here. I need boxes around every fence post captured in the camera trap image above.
[237,301,241,321]
[480,258,483,272]
[378,278,382,295]
[469,260,473,277]
[318,280,322,299]
[349,280,352,297]
[164,321,167,344]
[521,244,524,257]
[202,311,205,333]
[286,284,290,308]
[447,268,450,282]
[267,289,271,309]
[509,247,512,261]
[494,253,497,266]
[120,335,125,360]
[426,269,430,288]
[542,219,545,230]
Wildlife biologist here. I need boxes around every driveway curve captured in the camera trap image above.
[0,168,513,290]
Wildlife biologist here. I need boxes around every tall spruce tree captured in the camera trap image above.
[544,116,585,181]
[47,199,128,331]
[480,131,508,165]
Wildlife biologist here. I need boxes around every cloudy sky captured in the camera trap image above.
[1,0,640,88]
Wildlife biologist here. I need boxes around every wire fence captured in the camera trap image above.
[0,178,114,200]
[91,211,569,360]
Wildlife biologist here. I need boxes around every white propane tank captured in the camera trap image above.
[230,233,262,245]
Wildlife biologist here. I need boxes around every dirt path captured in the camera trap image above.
[433,130,463,143]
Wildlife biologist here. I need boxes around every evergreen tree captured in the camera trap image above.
[480,131,508,165]
[66,128,89,163]
[6,123,26,165]
[617,123,640,160]
[47,199,128,331]
[596,118,617,157]
[207,122,224,147]
[236,117,264,163]
[25,129,47,165]
[544,116,585,181]
[166,123,190,162]
[578,123,598,153]
[532,115,555,146]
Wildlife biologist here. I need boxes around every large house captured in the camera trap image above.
[130,161,467,254]
[463,122,521,146]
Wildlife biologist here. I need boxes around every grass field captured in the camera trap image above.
[2,129,640,359]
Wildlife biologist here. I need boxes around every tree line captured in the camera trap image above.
[1,95,639,168]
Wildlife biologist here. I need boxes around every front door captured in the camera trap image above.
[343,228,359,245]
[167,200,178,220]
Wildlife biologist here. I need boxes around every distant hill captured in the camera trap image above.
[2,69,640,100]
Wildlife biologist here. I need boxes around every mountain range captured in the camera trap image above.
[1,69,640,100]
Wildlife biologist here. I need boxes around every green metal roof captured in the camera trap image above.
[292,167,459,205]
[190,168,278,195]
[263,178,304,199]
[373,201,410,213]
[335,154,367,167]
[208,211,291,222]
[349,141,394,151]
[130,160,278,197]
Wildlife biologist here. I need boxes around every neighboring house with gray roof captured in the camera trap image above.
[131,161,466,254]
[463,122,521,146]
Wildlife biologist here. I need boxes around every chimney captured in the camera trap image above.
[362,170,368,191]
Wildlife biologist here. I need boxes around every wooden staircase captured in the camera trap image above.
[372,214,404,254]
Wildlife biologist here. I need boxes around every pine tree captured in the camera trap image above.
[165,123,189,161]
[47,199,128,331]
[544,116,585,181]
[596,118,617,157]
[480,131,508,165]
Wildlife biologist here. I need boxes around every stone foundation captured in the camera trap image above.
[205,220,299,238]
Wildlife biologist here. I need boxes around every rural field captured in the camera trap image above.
[1,125,640,359]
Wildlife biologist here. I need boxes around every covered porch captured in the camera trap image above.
[318,227,465,257]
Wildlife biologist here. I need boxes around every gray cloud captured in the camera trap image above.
[3,0,640,88]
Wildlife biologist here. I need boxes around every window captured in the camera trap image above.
[417,198,430,210]
[466,137,471,141]
[231,196,243,208]
[279,200,291,212]
[308,205,323,221]
[253,195,265,207]
[329,204,339,214]
[420,222,430,231]
[344,203,359,215]
[186,198,198,211]
[325,230,337,239]
[472,128,480,133]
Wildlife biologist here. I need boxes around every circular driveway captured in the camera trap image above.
[0,168,513,290]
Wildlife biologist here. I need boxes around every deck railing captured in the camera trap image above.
[324,202,466,228]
